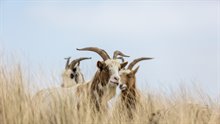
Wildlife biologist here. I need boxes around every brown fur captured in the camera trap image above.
[90,64,111,112]
[120,69,140,119]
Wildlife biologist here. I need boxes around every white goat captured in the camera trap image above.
[31,57,91,116]
[61,57,91,87]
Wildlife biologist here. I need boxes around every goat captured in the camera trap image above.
[32,47,129,115]
[31,57,91,118]
[74,47,129,112]
[118,57,153,119]
[61,57,91,88]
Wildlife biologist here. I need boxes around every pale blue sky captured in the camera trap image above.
[0,0,219,98]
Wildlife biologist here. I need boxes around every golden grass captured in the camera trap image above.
[0,59,219,124]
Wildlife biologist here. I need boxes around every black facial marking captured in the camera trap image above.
[72,68,77,72]
[70,73,74,79]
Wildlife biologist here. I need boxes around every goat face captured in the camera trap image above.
[97,59,128,87]
[119,66,139,91]
[119,57,153,91]
[61,57,91,88]
[61,64,84,87]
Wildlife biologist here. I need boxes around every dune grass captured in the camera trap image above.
[0,58,219,124]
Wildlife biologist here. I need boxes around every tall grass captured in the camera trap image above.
[0,58,219,124]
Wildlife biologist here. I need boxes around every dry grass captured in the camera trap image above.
[0,59,219,124]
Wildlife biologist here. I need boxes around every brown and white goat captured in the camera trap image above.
[118,57,153,119]
[75,47,129,112]
[61,57,91,87]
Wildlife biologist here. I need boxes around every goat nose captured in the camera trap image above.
[114,76,119,81]
[119,84,127,91]
[119,84,123,89]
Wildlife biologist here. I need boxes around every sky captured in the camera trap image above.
[0,0,219,98]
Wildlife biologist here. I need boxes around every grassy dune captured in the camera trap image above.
[0,59,219,124]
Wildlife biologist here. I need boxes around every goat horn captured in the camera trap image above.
[64,57,71,69]
[128,57,153,70]
[69,57,92,69]
[117,57,125,62]
[77,47,110,61]
[113,50,130,59]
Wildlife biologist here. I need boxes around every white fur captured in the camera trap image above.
[61,65,85,87]
[105,59,121,86]
[119,69,131,75]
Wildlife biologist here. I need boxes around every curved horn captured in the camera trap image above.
[128,57,153,70]
[64,57,71,69]
[113,50,130,59]
[77,47,110,61]
[69,57,92,69]
[117,57,125,62]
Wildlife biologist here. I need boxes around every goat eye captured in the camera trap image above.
[70,74,74,79]
[118,68,121,71]
[72,68,77,72]
[127,74,131,78]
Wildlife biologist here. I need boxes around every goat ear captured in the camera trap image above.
[97,61,104,70]
[121,61,128,69]
[133,66,140,74]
